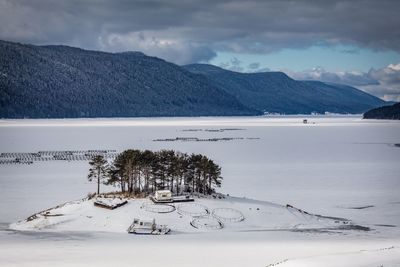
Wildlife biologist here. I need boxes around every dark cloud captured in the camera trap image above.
[219,57,244,72]
[248,62,261,70]
[219,59,270,73]
[1,0,400,64]
[229,57,243,72]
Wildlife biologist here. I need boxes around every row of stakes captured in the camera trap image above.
[0,150,119,165]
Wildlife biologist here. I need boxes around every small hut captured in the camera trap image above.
[127,217,170,235]
[94,197,128,210]
[154,190,172,202]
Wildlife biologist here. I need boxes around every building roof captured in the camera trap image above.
[156,190,172,194]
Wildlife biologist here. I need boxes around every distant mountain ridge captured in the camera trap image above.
[0,40,256,118]
[184,64,387,114]
[0,40,388,118]
[363,102,400,120]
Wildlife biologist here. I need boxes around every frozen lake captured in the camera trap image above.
[1,116,399,226]
[1,116,400,266]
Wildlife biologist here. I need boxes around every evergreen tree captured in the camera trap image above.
[207,159,222,194]
[104,149,223,196]
[88,155,109,195]
[139,150,155,195]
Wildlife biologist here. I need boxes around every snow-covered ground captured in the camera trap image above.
[1,116,400,266]
[10,196,359,233]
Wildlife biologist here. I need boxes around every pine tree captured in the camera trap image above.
[105,149,223,196]
[207,159,222,194]
[88,155,109,195]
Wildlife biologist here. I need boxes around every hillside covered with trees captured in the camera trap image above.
[184,64,387,114]
[363,102,400,120]
[0,40,255,118]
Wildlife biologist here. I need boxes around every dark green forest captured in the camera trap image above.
[0,40,254,118]
[88,149,222,196]
[363,102,400,120]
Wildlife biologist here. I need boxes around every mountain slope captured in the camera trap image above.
[363,102,400,120]
[1,40,389,118]
[184,64,387,114]
[0,40,257,118]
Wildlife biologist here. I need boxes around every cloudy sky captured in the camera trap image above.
[1,0,399,101]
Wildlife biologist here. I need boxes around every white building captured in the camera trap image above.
[127,217,170,235]
[154,190,172,202]
[132,218,155,230]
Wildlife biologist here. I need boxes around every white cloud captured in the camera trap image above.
[98,31,216,65]
[387,63,400,71]
[365,63,400,101]
[284,64,400,101]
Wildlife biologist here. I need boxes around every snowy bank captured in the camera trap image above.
[10,195,367,234]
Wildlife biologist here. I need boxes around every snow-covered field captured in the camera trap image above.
[10,196,359,233]
[1,116,400,266]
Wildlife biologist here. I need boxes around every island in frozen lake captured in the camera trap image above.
[10,193,368,235]
[8,146,369,235]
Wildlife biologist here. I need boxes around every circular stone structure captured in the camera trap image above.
[177,203,209,217]
[190,216,223,230]
[211,208,245,222]
[142,202,175,213]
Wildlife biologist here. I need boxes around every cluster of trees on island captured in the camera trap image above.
[88,149,222,196]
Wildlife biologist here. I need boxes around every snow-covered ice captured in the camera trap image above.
[0,116,400,266]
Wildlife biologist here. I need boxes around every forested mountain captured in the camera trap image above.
[0,40,389,118]
[363,102,400,120]
[0,40,256,118]
[184,64,387,114]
